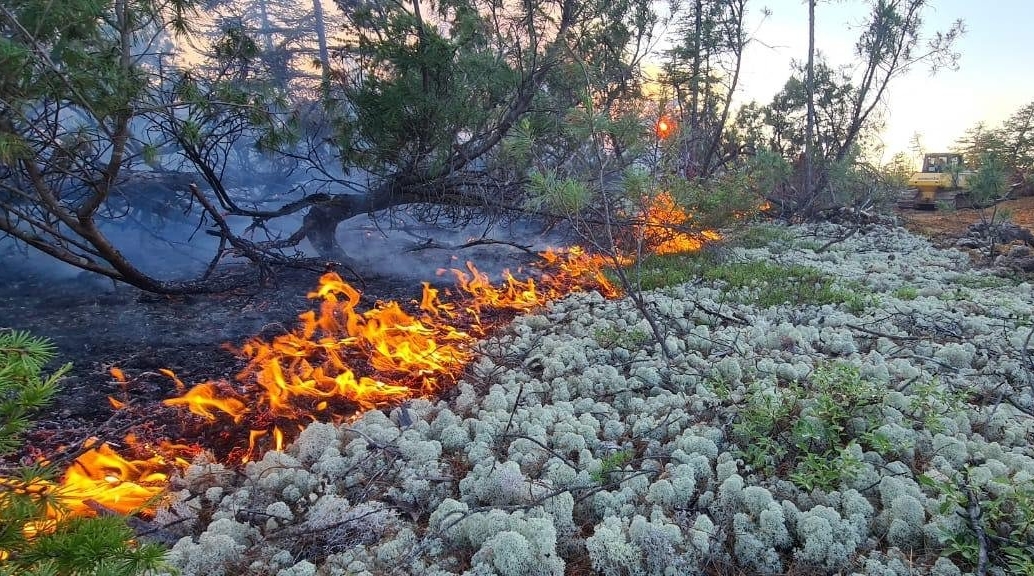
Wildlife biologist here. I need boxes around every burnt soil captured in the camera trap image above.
[0,263,426,464]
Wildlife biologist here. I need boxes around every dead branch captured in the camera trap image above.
[845,323,922,341]
[403,237,537,256]
[964,486,990,576]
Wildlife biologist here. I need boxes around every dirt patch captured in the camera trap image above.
[897,195,1034,246]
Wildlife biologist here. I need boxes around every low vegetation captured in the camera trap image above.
[623,248,873,312]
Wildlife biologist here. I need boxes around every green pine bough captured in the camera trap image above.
[0,329,166,575]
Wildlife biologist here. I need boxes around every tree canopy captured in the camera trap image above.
[0,0,967,291]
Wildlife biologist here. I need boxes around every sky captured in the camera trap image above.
[734,0,1034,164]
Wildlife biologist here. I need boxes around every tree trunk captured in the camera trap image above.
[311,0,331,90]
[804,0,816,204]
[686,0,703,178]
[301,182,419,263]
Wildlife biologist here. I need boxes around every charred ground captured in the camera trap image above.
[0,263,423,462]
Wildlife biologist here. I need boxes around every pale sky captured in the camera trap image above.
[735,0,1034,163]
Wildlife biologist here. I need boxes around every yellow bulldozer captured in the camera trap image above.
[897,152,975,210]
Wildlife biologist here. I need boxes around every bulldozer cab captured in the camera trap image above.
[921,153,963,174]
[900,153,975,209]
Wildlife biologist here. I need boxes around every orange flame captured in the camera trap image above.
[161,248,624,432]
[58,444,168,516]
[163,382,247,422]
[1,441,169,527]
[656,116,675,140]
[641,192,722,254]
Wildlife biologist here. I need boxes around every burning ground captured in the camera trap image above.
[3,217,1034,575]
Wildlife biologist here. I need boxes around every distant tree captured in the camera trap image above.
[954,122,1007,171]
[908,131,925,169]
[726,101,769,158]
[995,101,1034,195]
[954,102,1034,196]
[883,151,913,186]
[767,0,964,216]
[660,0,752,178]
[766,60,858,163]
[964,152,1014,258]
[201,0,341,94]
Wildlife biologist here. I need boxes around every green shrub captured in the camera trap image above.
[0,329,165,575]
[921,469,1034,574]
[610,250,720,292]
[892,285,919,300]
[703,261,871,309]
[731,363,889,491]
[728,224,795,249]
[592,449,634,484]
[617,253,875,312]
[954,273,1017,290]
[593,327,650,349]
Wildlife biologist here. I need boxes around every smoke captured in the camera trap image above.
[335,205,576,281]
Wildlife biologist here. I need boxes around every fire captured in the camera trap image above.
[163,381,248,422]
[655,115,675,140]
[159,247,623,442]
[447,262,543,319]
[641,191,722,254]
[539,246,623,299]
[57,443,168,516]
[11,232,727,530]
[1,441,168,530]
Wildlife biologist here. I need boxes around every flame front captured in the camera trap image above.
[160,247,622,437]
[0,187,769,549]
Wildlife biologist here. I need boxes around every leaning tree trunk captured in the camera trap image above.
[300,181,420,262]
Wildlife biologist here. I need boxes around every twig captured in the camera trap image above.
[964,486,989,576]
[693,299,748,326]
[845,323,921,341]
[404,237,537,256]
[814,225,859,253]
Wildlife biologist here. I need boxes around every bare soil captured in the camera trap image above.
[897,195,1034,246]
